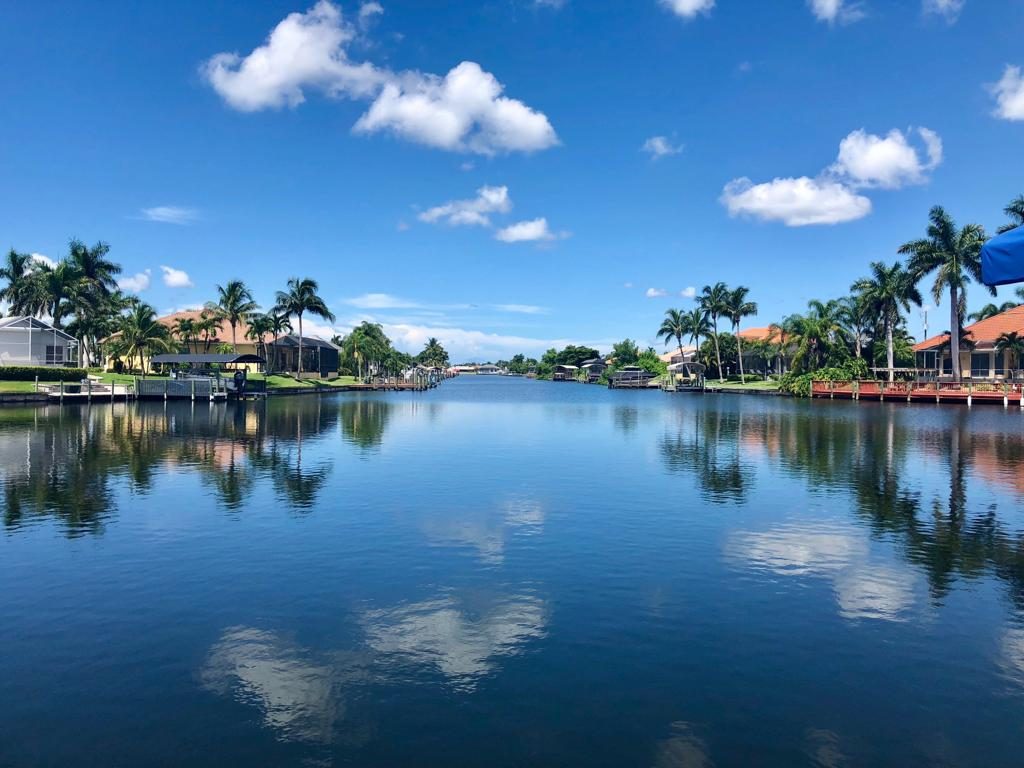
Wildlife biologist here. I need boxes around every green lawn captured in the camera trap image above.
[0,381,41,393]
[714,379,780,391]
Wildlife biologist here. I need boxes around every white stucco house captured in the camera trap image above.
[0,316,79,367]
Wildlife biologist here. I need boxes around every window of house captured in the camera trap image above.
[942,355,952,374]
[996,351,1007,377]
[916,351,936,370]
[45,345,64,365]
[970,352,990,378]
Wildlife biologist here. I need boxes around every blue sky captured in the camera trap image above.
[1,0,1022,361]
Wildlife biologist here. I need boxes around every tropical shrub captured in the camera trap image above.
[0,365,88,382]
[779,359,869,398]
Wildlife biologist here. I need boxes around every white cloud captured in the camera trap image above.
[659,0,714,20]
[358,0,383,27]
[344,292,419,309]
[923,0,964,22]
[160,265,194,288]
[989,65,1024,121]
[203,3,558,155]
[721,176,871,226]
[419,185,511,227]
[141,206,199,225]
[354,62,558,155]
[623,282,634,289]
[681,286,696,299]
[646,287,668,298]
[29,253,56,269]
[118,269,152,293]
[831,127,942,189]
[460,161,475,171]
[494,217,565,243]
[808,0,865,24]
[202,1,383,111]
[494,303,547,314]
[641,135,683,159]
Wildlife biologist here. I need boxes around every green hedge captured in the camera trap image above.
[779,359,869,398]
[0,366,88,382]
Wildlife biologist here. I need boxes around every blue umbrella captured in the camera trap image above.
[982,225,1024,286]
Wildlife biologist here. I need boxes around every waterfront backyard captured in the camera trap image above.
[1,376,1023,767]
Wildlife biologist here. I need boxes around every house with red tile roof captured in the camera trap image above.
[913,304,1024,379]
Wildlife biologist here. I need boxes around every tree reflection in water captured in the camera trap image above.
[679,402,1024,608]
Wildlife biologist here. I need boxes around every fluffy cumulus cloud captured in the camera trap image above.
[808,0,865,24]
[160,265,194,288]
[722,126,942,226]
[29,253,56,269]
[659,0,715,20]
[203,2,557,155]
[344,292,421,309]
[494,303,547,314]
[353,62,557,154]
[721,177,871,226]
[141,206,199,225]
[680,286,697,299]
[118,269,152,293]
[357,0,383,27]
[923,0,964,22]
[419,185,511,226]
[641,135,683,159]
[831,127,942,189]
[646,287,668,298]
[494,217,565,243]
[989,65,1024,121]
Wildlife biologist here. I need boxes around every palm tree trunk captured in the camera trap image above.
[950,286,961,380]
[232,323,238,354]
[735,323,745,381]
[712,316,724,381]
[886,318,895,382]
[297,314,304,376]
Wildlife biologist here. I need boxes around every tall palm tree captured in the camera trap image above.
[273,278,334,376]
[725,286,758,380]
[0,249,34,312]
[852,262,922,381]
[776,300,849,373]
[68,239,120,296]
[215,280,259,352]
[997,194,1024,234]
[26,261,83,329]
[899,206,993,380]
[995,331,1024,376]
[699,282,730,381]
[419,337,448,367]
[839,292,873,360]
[656,308,689,360]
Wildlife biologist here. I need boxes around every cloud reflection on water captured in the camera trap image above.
[726,524,917,622]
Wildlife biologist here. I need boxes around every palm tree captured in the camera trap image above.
[265,312,292,373]
[997,194,1024,234]
[699,282,730,381]
[172,317,197,354]
[656,308,689,360]
[0,249,34,312]
[681,308,711,352]
[68,239,120,296]
[725,286,757,381]
[776,300,849,373]
[26,260,83,329]
[194,311,220,353]
[273,278,334,376]
[995,331,1024,376]
[899,206,993,380]
[245,313,274,370]
[967,302,1018,322]
[852,261,922,381]
[419,337,449,367]
[215,280,259,352]
[110,302,175,374]
[839,292,873,360]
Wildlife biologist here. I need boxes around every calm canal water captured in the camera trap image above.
[2,377,1023,767]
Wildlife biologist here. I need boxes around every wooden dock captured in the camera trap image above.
[811,379,1024,407]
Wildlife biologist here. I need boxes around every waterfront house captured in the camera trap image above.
[579,358,607,383]
[737,326,790,375]
[271,335,343,379]
[0,316,78,367]
[913,305,1024,380]
[552,364,579,381]
[477,364,502,375]
[658,347,697,365]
